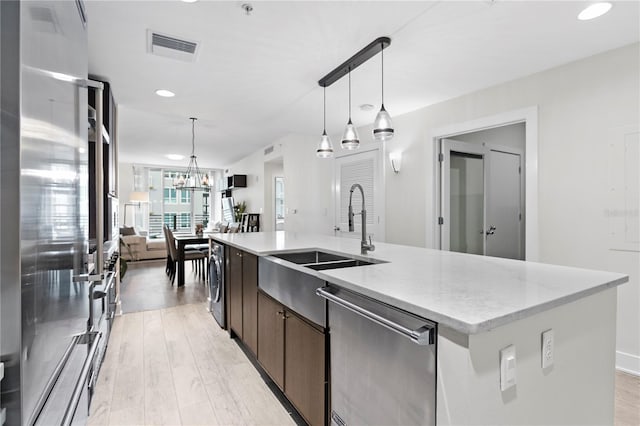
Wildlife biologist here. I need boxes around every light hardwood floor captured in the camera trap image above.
[615,370,640,426]
[88,303,296,425]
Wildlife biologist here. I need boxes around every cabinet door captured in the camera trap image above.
[228,247,243,338]
[285,312,326,426]
[242,251,258,355]
[257,292,285,389]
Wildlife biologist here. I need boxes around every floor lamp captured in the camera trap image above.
[123,191,149,229]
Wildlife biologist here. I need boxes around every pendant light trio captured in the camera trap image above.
[316,37,394,158]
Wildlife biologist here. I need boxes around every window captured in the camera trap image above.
[180,189,191,204]
[164,188,177,204]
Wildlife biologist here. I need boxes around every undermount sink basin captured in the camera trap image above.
[271,250,352,264]
[305,259,375,271]
[270,250,385,271]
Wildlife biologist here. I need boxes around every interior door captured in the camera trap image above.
[440,139,523,260]
[334,150,382,240]
[486,150,522,259]
[441,140,486,253]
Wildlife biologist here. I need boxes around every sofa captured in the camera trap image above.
[120,227,167,261]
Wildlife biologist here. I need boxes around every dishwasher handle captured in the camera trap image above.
[316,286,435,345]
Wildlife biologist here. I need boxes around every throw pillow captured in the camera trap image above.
[120,226,136,236]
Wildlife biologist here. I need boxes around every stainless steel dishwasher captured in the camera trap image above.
[317,285,437,426]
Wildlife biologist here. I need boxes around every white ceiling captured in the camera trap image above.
[86,1,639,169]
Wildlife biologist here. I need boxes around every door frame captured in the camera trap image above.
[428,106,539,261]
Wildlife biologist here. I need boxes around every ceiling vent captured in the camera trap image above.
[264,146,274,156]
[147,30,199,62]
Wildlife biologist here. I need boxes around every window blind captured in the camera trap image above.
[340,158,374,225]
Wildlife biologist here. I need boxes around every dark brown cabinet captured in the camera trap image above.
[257,292,285,388]
[228,247,244,339]
[242,251,258,355]
[257,291,326,426]
[285,311,326,426]
[227,247,258,355]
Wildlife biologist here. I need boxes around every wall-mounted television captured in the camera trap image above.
[222,197,235,222]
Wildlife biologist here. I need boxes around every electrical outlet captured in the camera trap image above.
[542,329,554,368]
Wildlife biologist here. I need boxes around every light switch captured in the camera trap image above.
[500,345,516,391]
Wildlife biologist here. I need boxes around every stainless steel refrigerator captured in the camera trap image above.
[1,1,107,424]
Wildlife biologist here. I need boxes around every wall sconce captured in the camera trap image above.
[389,152,402,174]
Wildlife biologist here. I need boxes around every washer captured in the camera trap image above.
[208,242,225,328]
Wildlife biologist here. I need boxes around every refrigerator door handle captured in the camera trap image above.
[61,332,101,426]
[72,273,104,283]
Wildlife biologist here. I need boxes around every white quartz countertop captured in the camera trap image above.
[209,231,628,334]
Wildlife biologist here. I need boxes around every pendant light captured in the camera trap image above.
[316,85,334,158]
[341,69,360,150]
[173,117,211,191]
[373,42,394,141]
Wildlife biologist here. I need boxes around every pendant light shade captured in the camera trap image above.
[373,43,394,142]
[341,119,360,150]
[341,69,360,150]
[373,106,393,141]
[317,131,334,158]
[316,86,334,158]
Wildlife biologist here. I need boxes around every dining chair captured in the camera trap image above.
[165,227,207,285]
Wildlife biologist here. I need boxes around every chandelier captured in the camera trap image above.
[173,117,211,192]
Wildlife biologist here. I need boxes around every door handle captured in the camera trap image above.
[485,225,496,236]
[317,286,435,345]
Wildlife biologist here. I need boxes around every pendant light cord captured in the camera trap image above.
[381,43,385,105]
[191,117,196,156]
[323,86,327,131]
[348,68,352,120]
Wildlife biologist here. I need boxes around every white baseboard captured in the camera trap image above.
[616,350,640,376]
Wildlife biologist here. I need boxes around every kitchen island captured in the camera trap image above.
[210,231,627,425]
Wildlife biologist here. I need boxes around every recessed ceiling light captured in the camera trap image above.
[578,2,612,20]
[165,154,185,161]
[182,0,198,3]
[360,104,375,111]
[155,89,175,98]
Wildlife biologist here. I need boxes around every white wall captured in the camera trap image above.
[226,43,639,374]
[226,134,335,235]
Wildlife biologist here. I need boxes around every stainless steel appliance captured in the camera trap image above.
[208,242,226,328]
[0,1,109,424]
[317,285,437,426]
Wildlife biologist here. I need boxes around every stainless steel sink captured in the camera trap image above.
[259,251,387,328]
[270,250,351,264]
[270,250,383,271]
[305,259,375,271]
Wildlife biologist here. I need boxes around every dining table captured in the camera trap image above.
[173,234,209,287]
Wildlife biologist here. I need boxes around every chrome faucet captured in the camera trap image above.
[348,183,375,255]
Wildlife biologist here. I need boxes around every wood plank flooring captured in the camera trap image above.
[119,260,207,314]
[615,370,640,426]
[88,303,296,425]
